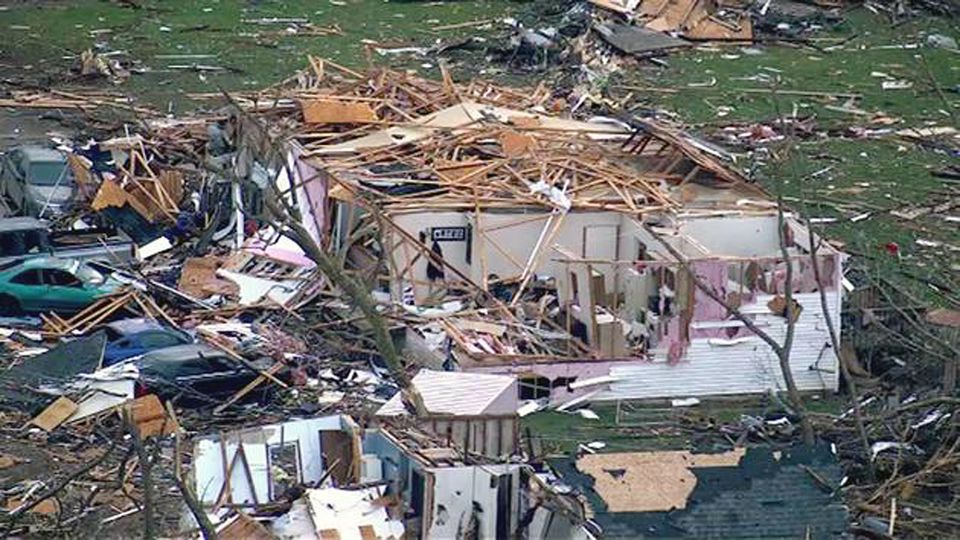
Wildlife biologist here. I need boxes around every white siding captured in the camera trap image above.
[601,291,841,400]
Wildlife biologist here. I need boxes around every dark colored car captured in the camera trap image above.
[102,318,193,366]
[132,344,280,407]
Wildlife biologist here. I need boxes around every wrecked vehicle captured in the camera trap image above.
[102,318,193,366]
[0,217,136,265]
[0,146,76,218]
[131,343,282,406]
[0,256,122,315]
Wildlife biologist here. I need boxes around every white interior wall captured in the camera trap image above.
[615,219,669,327]
[388,211,624,302]
[425,464,521,539]
[677,215,782,257]
[193,416,345,505]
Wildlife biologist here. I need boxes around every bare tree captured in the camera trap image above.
[767,86,872,463]
[645,207,815,445]
[226,109,426,416]
[803,220,874,472]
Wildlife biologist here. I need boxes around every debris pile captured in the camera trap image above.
[0,57,956,539]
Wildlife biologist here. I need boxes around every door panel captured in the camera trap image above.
[8,269,44,311]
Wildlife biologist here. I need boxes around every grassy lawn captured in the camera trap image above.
[619,10,958,126]
[522,405,689,456]
[1,0,518,110]
[613,9,959,305]
[523,394,848,456]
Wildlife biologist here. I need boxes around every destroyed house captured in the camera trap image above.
[191,414,525,539]
[549,445,849,538]
[233,63,844,403]
[192,415,363,506]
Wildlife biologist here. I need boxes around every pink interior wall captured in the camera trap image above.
[668,254,840,348]
[291,146,328,245]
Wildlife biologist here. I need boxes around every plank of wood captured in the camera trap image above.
[451,318,507,337]
[220,512,277,540]
[198,331,288,388]
[31,397,79,432]
[212,361,285,414]
[301,100,378,124]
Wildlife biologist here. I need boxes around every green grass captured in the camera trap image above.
[780,137,957,302]
[1,0,519,110]
[522,396,849,456]
[619,10,959,126]
[522,405,689,456]
[613,9,959,304]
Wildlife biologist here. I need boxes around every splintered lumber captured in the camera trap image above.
[179,257,239,298]
[220,512,277,540]
[198,331,289,389]
[46,291,135,336]
[213,361,286,414]
[499,130,537,156]
[90,150,182,223]
[90,178,129,211]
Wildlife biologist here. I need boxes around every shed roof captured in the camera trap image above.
[376,369,517,417]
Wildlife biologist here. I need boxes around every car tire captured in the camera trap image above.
[0,294,22,317]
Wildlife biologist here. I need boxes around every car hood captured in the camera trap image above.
[25,185,74,210]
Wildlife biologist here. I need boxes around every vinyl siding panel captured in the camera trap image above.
[600,291,841,400]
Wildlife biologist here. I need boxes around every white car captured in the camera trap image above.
[0,146,76,218]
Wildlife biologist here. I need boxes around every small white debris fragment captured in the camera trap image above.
[671,397,700,407]
[577,409,600,420]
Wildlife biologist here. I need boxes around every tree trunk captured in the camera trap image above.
[262,195,427,416]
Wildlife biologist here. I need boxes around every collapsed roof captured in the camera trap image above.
[235,57,766,219]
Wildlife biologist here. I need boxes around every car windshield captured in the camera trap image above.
[75,263,105,285]
[28,161,74,187]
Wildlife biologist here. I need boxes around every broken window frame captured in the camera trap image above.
[518,376,552,400]
[267,441,302,501]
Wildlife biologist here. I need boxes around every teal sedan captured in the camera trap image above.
[0,257,122,315]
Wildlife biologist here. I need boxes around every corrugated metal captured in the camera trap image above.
[377,369,517,416]
[601,292,841,400]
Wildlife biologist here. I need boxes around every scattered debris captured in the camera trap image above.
[0,27,956,536]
